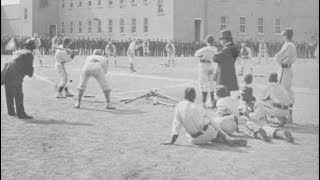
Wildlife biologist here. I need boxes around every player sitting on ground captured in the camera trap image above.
[163,87,247,146]
[215,85,240,134]
[245,73,295,143]
[74,49,115,109]
[239,74,256,117]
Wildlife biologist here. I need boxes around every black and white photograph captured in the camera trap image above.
[1,0,319,179]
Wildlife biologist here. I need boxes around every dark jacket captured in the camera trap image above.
[1,49,34,85]
[213,42,239,91]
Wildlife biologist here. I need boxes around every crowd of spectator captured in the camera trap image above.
[1,34,318,59]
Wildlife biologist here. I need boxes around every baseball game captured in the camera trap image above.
[1,0,319,179]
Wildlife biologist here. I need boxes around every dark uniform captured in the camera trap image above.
[1,40,35,119]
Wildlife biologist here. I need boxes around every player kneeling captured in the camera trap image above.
[74,49,115,109]
[245,73,294,143]
[163,87,247,146]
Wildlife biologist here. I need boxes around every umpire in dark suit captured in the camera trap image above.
[1,39,36,119]
[213,30,239,96]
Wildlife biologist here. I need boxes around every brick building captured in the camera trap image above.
[1,0,319,41]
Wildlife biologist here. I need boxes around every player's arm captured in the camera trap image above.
[274,43,289,64]
[194,47,204,58]
[163,107,182,145]
[259,84,271,101]
[213,49,225,63]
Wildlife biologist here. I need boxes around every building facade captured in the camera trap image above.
[1,0,319,41]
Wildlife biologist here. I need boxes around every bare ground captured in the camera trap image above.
[1,55,319,180]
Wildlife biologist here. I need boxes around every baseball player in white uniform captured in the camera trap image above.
[194,35,218,108]
[142,40,150,56]
[55,37,75,98]
[258,39,268,64]
[74,49,115,109]
[245,73,295,143]
[52,35,59,54]
[239,42,253,76]
[274,28,297,123]
[165,40,176,67]
[105,41,117,66]
[163,87,247,146]
[127,40,141,72]
[31,33,43,67]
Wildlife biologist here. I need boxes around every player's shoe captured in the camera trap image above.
[226,138,247,147]
[255,128,272,142]
[56,92,66,98]
[74,102,81,108]
[18,113,33,119]
[65,91,74,97]
[8,112,17,117]
[106,103,116,109]
[284,130,294,143]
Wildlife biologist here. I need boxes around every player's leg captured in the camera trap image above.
[74,71,90,108]
[273,129,295,143]
[4,84,16,116]
[94,70,115,109]
[56,64,68,98]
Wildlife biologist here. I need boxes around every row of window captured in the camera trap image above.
[61,0,164,13]
[220,16,281,34]
[61,18,149,34]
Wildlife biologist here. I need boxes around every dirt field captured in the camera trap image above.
[1,55,319,180]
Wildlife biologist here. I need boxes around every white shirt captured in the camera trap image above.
[274,42,297,65]
[194,46,217,61]
[216,96,239,119]
[84,55,108,74]
[55,45,73,63]
[259,43,267,52]
[128,41,140,52]
[166,43,176,53]
[240,46,252,59]
[259,82,293,106]
[171,100,210,136]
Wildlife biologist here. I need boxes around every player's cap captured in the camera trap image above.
[241,42,246,46]
[184,87,196,101]
[244,74,253,84]
[268,73,278,83]
[241,86,253,95]
[93,49,101,55]
[34,33,38,36]
[216,85,229,98]
[63,37,71,45]
[24,39,36,51]
[281,28,293,38]
[205,35,214,45]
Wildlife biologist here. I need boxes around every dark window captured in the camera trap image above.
[24,8,28,20]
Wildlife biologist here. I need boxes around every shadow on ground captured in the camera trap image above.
[79,107,146,115]
[21,118,94,126]
[173,142,249,153]
[280,123,319,135]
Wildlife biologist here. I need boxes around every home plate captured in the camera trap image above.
[84,94,96,98]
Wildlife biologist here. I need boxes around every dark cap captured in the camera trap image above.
[281,28,293,38]
[184,87,196,101]
[216,85,229,98]
[268,73,278,83]
[205,35,215,45]
[63,37,71,45]
[24,39,36,51]
[219,30,233,39]
[244,74,253,84]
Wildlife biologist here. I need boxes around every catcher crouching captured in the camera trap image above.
[74,49,115,109]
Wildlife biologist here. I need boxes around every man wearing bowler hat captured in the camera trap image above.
[213,30,239,98]
[1,39,36,119]
[274,28,297,124]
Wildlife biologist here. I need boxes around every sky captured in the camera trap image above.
[1,0,20,5]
